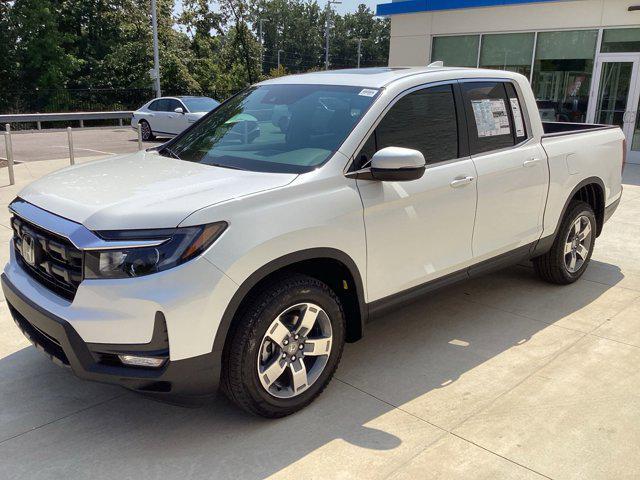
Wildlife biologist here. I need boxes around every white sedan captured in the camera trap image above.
[131,96,220,140]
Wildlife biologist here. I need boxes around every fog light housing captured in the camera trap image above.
[118,354,166,368]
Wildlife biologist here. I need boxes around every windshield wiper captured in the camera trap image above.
[161,146,182,160]
[207,162,245,171]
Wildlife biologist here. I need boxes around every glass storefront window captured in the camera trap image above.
[479,33,535,77]
[531,30,598,123]
[601,28,640,53]
[432,35,480,68]
[594,62,633,128]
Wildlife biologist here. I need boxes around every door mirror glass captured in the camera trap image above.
[370,147,426,181]
[174,107,185,114]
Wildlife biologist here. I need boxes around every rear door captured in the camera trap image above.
[357,83,478,301]
[149,99,173,135]
[164,99,189,135]
[145,99,164,133]
[460,80,549,262]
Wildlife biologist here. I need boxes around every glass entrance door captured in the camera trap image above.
[588,54,640,164]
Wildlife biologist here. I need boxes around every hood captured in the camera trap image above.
[18,151,297,230]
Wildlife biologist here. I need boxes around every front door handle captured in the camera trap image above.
[523,158,541,168]
[450,176,475,188]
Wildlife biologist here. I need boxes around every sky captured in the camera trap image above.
[321,0,380,15]
[174,0,381,17]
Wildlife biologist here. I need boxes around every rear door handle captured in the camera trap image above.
[523,158,541,168]
[450,176,475,188]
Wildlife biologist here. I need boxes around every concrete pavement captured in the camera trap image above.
[1,128,164,163]
[0,156,640,479]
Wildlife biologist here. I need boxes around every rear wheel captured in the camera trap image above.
[139,120,154,141]
[223,274,346,417]
[533,200,596,284]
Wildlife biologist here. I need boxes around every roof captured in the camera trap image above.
[259,66,470,89]
[377,0,562,17]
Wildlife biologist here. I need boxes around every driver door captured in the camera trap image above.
[357,83,478,302]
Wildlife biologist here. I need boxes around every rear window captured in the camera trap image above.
[182,97,220,112]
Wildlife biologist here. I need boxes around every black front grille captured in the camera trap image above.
[11,215,83,301]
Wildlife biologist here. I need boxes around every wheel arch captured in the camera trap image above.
[566,177,605,236]
[212,248,367,385]
[532,176,605,257]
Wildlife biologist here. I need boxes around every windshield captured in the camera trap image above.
[162,84,380,173]
[181,97,220,112]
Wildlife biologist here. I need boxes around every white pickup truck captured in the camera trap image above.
[3,67,624,417]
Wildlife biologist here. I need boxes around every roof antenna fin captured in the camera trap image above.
[427,61,444,68]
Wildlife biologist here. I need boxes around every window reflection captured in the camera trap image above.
[531,30,598,123]
[432,35,480,68]
[479,33,535,78]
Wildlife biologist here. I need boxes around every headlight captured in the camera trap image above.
[84,222,227,279]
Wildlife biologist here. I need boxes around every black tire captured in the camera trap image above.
[223,274,346,418]
[533,200,596,285]
[139,120,155,141]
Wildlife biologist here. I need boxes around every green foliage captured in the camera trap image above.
[0,0,389,113]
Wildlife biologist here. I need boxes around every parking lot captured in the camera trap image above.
[1,127,163,163]
[0,146,639,479]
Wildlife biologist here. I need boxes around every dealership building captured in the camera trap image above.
[376,0,640,163]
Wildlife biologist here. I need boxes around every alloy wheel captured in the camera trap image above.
[140,121,151,140]
[257,303,333,399]
[564,215,592,274]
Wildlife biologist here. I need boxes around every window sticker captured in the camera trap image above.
[358,88,378,97]
[471,99,511,138]
[510,98,526,137]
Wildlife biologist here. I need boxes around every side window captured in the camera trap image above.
[462,82,516,154]
[166,99,182,112]
[148,100,161,111]
[504,83,528,141]
[375,84,459,164]
[355,133,376,169]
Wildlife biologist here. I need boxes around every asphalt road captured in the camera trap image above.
[2,127,164,163]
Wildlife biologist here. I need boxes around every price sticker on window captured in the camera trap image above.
[510,98,526,137]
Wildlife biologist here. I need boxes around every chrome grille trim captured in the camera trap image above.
[9,199,168,250]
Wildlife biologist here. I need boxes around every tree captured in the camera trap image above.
[0,0,390,113]
[0,0,16,111]
[8,0,78,110]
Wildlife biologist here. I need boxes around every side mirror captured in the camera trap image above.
[174,107,184,114]
[350,147,426,181]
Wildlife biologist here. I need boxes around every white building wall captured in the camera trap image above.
[388,0,640,66]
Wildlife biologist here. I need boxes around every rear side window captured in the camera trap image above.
[148,100,162,111]
[375,84,459,165]
[149,99,172,111]
[462,82,516,155]
[504,83,528,140]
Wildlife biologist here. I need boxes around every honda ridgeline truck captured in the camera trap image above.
[3,67,624,417]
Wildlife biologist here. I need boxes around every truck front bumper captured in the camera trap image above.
[3,274,221,404]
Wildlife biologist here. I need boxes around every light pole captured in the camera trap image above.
[151,0,161,97]
[324,0,342,70]
[356,38,362,68]
[259,19,269,74]
[277,49,284,69]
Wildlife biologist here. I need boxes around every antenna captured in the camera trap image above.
[427,61,444,68]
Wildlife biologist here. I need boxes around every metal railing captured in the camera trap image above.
[2,122,144,187]
[0,111,133,130]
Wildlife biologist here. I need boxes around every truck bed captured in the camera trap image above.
[542,121,618,137]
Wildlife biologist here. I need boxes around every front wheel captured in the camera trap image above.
[533,200,596,284]
[223,275,346,417]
